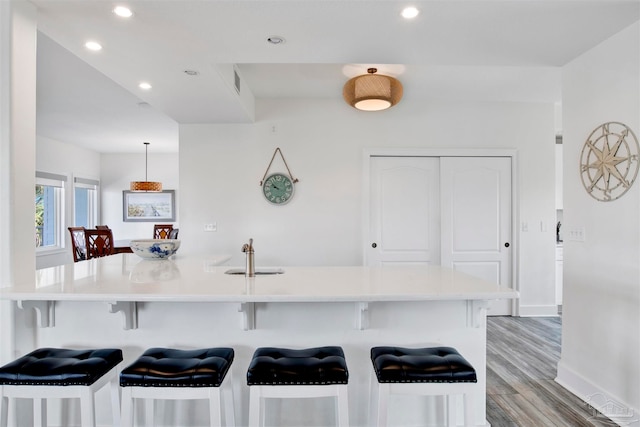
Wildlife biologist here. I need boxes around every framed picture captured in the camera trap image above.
[123,190,175,222]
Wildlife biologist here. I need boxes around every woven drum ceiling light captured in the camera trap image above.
[343,68,403,111]
[130,142,162,192]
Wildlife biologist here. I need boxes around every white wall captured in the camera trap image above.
[0,0,37,364]
[35,136,101,268]
[37,136,101,179]
[178,97,557,314]
[558,21,639,421]
[100,152,179,240]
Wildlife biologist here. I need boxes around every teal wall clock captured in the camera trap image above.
[262,172,294,205]
[260,148,299,205]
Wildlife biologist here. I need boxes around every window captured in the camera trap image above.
[74,177,99,228]
[35,172,66,249]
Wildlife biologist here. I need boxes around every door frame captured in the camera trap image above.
[362,147,520,315]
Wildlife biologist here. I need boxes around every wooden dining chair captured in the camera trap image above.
[153,224,173,239]
[94,225,132,254]
[85,228,115,259]
[68,227,87,262]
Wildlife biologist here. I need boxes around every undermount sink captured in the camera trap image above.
[224,268,285,275]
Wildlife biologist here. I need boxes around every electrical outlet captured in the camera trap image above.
[204,223,217,232]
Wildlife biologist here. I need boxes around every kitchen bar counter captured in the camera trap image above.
[1,254,516,302]
[1,254,518,426]
[1,254,517,332]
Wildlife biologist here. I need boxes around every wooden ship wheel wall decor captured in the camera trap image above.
[580,122,639,202]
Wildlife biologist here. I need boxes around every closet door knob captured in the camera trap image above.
[371,243,377,248]
[504,242,510,248]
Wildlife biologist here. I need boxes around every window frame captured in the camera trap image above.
[73,177,100,229]
[35,172,66,253]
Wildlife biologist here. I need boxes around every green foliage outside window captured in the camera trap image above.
[35,185,44,247]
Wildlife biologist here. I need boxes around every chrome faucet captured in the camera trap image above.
[242,238,255,277]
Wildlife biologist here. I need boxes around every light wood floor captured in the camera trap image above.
[486,316,615,427]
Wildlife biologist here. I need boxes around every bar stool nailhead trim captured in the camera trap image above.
[247,346,349,427]
[0,347,123,427]
[370,346,478,427]
[119,347,235,427]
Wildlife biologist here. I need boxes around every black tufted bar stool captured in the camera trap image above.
[0,347,123,427]
[119,347,235,427]
[370,346,477,427]
[247,346,349,427]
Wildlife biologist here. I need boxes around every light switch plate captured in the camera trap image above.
[204,223,217,232]
[565,226,585,242]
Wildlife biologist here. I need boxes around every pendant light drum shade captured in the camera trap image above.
[130,180,162,192]
[343,68,403,111]
[130,142,162,192]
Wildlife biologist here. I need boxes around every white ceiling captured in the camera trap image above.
[32,0,640,153]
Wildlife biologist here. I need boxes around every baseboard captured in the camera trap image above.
[517,304,559,317]
[556,360,639,426]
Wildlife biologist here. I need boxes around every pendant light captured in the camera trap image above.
[343,68,403,111]
[130,142,162,192]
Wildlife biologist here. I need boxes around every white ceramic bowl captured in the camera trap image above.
[129,239,180,259]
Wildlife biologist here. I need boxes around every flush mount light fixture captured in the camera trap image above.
[138,82,152,90]
[343,68,403,111]
[130,142,162,192]
[113,6,133,18]
[84,41,102,51]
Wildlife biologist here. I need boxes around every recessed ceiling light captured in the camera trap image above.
[401,7,419,19]
[84,41,102,51]
[267,36,285,45]
[139,82,152,90]
[113,6,133,18]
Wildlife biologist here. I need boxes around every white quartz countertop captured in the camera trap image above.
[1,254,518,303]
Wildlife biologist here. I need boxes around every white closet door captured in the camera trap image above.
[367,157,440,266]
[367,155,513,314]
[440,157,512,314]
